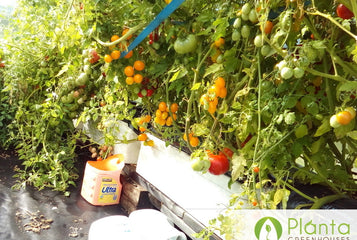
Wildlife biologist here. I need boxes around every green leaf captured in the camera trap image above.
[337,81,357,93]
[273,189,290,208]
[231,154,246,181]
[169,68,188,82]
[314,118,331,137]
[203,63,224,78]
[347,131,357,140]
[191,82,201,90]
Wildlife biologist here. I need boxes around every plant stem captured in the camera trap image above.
[93,23,146,47]
[304,68,348,82]
[253,53,263,204]
[285,182,316,202]
[308,9,357,41]
[184,44,213,151]
[311,194,347,209]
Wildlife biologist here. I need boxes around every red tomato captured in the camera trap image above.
[336,4,354,19]
[208,154,229,175]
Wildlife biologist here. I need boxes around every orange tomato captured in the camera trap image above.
[125,77,134,85]
[189,136,200,147]
[104,54,113,63]
[144,115,151,123]
[124,66,134,77]
[139,126,146,132]
[263,20,273,35]
[155,109,162,118]
[110,50,121,60]
[214,37,225,47]
[215,77,225,89]
[336,111,352,125]
[138,133,148,141]
[122,28,132,40]
[133,74,143,84]
[183,132,193,142]
[158,102,167,112]
[145,140,155,147]
[208,101,217,114]
[170,103,179,113]
[124,50,133,59]
[218,87,227,98]
[111,35,120,42]
[133,60,145,71]
[166,116,173,126]
[161,111,169,120]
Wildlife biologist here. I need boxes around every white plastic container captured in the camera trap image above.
[88,209,187,240]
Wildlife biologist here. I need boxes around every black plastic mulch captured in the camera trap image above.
[0,148,128,240]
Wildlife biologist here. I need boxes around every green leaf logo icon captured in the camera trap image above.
[255,217,283,240]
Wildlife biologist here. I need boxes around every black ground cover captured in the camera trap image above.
[0,147,127,240]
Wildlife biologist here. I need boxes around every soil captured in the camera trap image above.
[0,147,128,240]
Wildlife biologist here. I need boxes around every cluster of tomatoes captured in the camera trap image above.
[124,60,156,98]
[191,147,233,175]
[135,115,154,146]
[104,29,134,63]
[89,145,114,160]
[124,60,145,84]
[200,77,227,114]
[154,101,178,127]
[210,37,225,63]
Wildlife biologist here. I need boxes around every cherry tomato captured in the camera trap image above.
[134,74,143,84]
[336,111,352,125]
[146,89,154,97]
[124,66,134,77]
[110,50,121,60]
[214,37,225,47]
[208,154,229,175]
[126,77,134,85]
[263,20,273,35]
[189,136,200,147]
[170,103,179,113]
[336,4,354,20]
[111,35,120,42]
[158,102,167,112]
[138,133,148,141]
[215,77,225,89]
[104,54,112,63]
[253,166,260,173]
[133,60,145,71]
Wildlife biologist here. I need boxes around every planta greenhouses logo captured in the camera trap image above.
[255,217,283,240]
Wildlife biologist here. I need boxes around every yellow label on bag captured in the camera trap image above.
[98,177,119,204]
